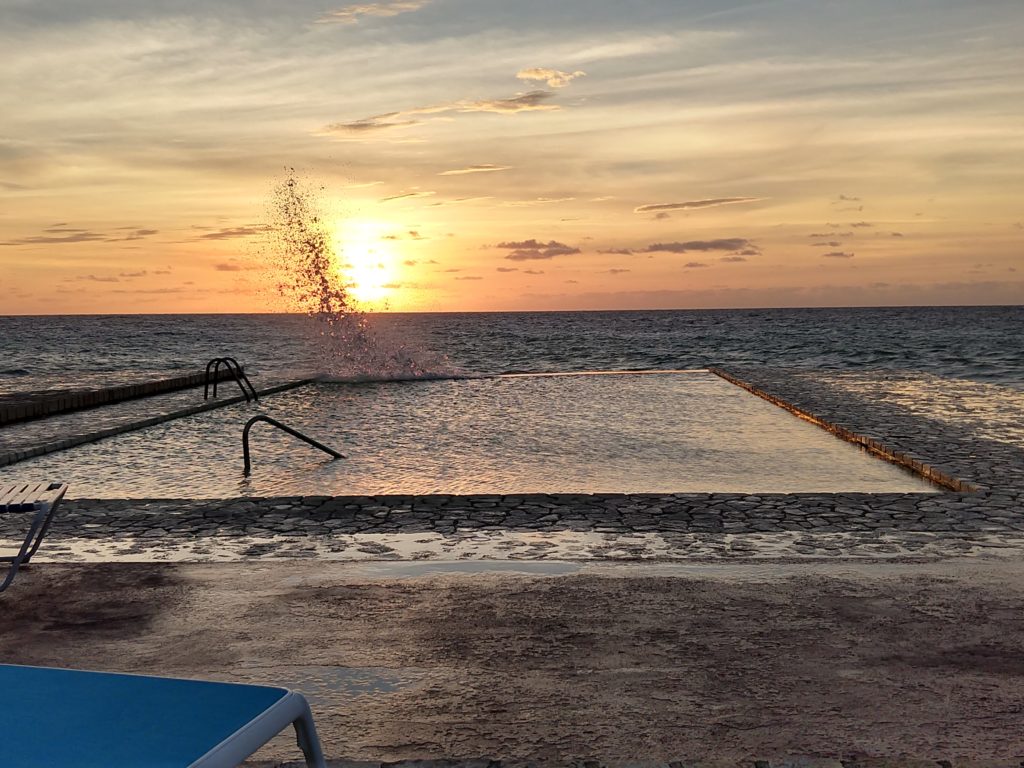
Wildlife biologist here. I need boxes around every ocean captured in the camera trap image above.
[1,306,1022,394]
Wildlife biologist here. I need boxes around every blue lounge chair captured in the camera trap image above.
[1,481,68,592]
[0,664,327,767]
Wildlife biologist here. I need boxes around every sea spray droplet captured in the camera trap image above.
[264,171,455,381]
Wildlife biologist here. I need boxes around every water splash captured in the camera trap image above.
[264,171,460,381]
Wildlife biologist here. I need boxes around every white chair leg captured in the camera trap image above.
[293,702,327,768]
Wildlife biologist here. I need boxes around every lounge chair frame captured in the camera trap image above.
[0,481,68,592]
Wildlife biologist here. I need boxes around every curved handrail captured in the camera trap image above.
[204,357,259,403]
[223,357,259,402]
[242,415,345,476]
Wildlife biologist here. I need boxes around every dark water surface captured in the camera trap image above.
[1,306,1021,392]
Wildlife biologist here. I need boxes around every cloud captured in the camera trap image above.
[720,256,747,263]
[318,1,431,24]
[438,164,511,176]
[684,261,709,268]
[634,197,762,214]
[503,198,577,207]
[565,280,579,284]
[891,232,905,237]
[461,91,558,114]
[379,190,435,203]
[323,91,559,136]
[607,268,630,274]
[2,229,107,245]
[197,226,268,240]
[523,269,545,275]
[76,274,120,283]
[403,259,418,266]
[812,241,843,247]
[384,230,427,240]
[118,270,148,278]
[516,68,586,88]
[646,239,751,253]
[838,194,862,201]
[214,263,245,271]
[850,221,873,228]
[653,212,671,220]
[599,247,635,255]
[111,287,185,295]
[496,267,518,273]
[455,276,483,281]
[107,228,159,242]
[497,238,580,261]
[428,196,493,207]
[822,251,855,259]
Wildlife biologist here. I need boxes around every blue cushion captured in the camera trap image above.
[0,665,288,767]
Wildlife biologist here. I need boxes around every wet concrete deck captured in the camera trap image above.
[3,559,1023,766]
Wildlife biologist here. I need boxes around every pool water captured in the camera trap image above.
[1,371,936,497]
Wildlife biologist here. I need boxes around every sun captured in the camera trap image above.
[334,219,400,307]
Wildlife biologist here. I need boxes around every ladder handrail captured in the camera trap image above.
[204,357,259,403]
[242,415,345,476]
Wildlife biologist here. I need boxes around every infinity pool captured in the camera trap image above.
[1,371,936,497]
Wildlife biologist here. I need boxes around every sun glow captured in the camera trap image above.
[334,219,401,307]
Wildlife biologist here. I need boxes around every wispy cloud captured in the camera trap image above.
[3,224,159,246]
[822,251,855,259]
[197,226,268,241]
[379,190,435,203]
[438,164,512,176]
[384,230,426,240]
[3,230,107,245]
[497,238,580,261]
[635,198,762,214]
[504,197,575,207]
[516,68,586,88]
[213,260,259,271]
[646,239,752,253]
[323,91,559,136]
[318,1,431,25]
[684,261,709,268]
[606,268,630,274]
[428,196,493,207]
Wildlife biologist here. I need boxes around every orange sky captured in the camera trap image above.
[1,0,1022,314]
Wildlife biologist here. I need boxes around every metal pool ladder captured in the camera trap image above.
[242,415,345,476]
[205,357,259,403]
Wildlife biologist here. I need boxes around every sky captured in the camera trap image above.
[1,0,1022,314]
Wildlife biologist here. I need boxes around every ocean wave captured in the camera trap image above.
[0,368,30,376]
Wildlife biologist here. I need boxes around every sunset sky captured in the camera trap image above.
[1,0,1022,314]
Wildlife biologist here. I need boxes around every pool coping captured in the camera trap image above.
[708,368,974,492]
